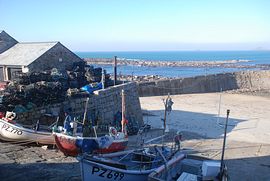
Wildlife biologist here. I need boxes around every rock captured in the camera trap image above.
[41,146,48,150]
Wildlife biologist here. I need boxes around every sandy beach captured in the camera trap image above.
[140,92,270,144]
[140,92,270,181]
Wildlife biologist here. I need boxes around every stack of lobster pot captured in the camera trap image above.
[0,62,113,112]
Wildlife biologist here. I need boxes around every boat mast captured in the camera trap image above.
[219,109,230,179]
[121,89,127,136]
[113,56,117,86]
[82,97,90,137]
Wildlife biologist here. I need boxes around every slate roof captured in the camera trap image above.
[0,42,58,66]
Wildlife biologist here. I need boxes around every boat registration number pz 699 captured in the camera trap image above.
[91,166,124,180]
[2,124,23,135]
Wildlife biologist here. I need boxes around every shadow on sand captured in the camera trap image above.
[1,153,269,181]
[0,162,80,181]
[142,109,247,139]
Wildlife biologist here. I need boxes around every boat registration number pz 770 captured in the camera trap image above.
[91,166,124,180]
[2,124,23,135]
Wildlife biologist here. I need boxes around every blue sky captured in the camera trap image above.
[1,0,270,51]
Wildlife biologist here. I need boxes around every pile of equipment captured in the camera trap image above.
[0,62,112,112]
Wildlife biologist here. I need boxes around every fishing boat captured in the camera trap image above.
[54,89,129,156]
[78,146,182,181]
[53,130,128,156]
[0,118,55,145]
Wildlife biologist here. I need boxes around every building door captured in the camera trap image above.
[7,67,11,80]
[0,67,4,81]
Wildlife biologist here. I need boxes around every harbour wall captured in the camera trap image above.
[137,70,270,97]
[16,82,143,128]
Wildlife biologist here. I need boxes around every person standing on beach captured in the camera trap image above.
[174,131,182,150]
[167,97,174,114]
[164,94,174,132]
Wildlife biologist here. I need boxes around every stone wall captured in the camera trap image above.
[15,82,143,129]
[0,31,18,54]
[28,42,83,72]
[137,70,270,97]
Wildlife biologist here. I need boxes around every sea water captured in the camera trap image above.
[76,51,270,77]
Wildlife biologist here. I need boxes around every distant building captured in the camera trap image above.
[0,30,83,81]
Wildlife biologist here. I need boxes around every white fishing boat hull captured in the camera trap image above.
[78,156,154,181]
[0,119,55,145]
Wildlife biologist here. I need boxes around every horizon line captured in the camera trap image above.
[75,49,270,53]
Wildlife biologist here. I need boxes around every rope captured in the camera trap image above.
[0,139,36,145]
[5,140,37,146]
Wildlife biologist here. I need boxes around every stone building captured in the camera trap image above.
[0,31,144,133]
[0,30,83,81]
